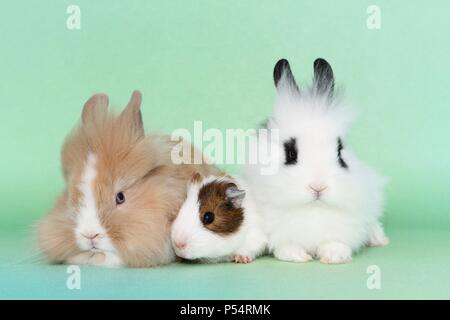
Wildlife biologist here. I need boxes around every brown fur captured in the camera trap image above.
[198,180,244,235]
[38,91,221,267]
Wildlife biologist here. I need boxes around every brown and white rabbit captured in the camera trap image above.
[37,91,220,267]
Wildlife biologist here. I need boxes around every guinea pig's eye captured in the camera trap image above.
[283,137,298,165]
[202,211,215,225]
[115,192,125,205]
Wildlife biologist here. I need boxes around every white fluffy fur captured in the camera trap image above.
[171,175,267,262]
[74,153,122,267]
[243,67,388,264]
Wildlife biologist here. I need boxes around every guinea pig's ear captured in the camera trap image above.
[273,58,300,96]
[225,185,246,209]
[81,93,109,124]
[119,90,144,138]
[312,58,334,98]
[190,172,203,184]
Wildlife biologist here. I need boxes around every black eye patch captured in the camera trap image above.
[337,138,348,169]
[283,137,298,165]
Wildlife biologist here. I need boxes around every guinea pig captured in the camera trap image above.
[171,173,267,263]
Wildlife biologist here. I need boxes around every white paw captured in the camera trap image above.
[368,225,390,247]
[274,245,312,263]
[232,255,253,264]
[67,251,104,265]
[67,251,122,268]
[317,242,352,264]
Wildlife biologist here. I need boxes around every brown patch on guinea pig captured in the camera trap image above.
[198,180,244,235]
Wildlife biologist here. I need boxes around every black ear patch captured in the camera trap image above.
[283,137,298,165]
[273,59,299,92]
[337,138,348,169]
[313,58,334,97]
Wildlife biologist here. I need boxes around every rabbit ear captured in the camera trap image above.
[313,58,334,98]
[225,185,246,209]
[119,90,144,138]
[273,59,300,95]
[81,93,109,124]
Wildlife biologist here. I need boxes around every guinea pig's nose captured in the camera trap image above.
[174,240,187,250]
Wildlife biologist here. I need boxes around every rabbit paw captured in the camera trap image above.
[368,225,390,247]
[232,255,253,264]
[67,251,122,268]
[67,251,104,265]
[318,242,352,264]
[274,245,312,263]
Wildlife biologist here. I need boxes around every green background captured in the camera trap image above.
[0,0,449,299]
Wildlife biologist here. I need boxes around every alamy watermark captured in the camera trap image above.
[170,121,280,175]
[366,5,381,30]
[366,265,382,290]
[66,5,81,30]
[66,265,81,290]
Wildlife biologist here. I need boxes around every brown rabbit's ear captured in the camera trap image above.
[119,90,144,138]
[81,93,109,124]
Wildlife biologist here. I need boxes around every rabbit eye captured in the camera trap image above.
[202,211,215,225]
[337,138,348,169]
[115,192,125,205]
[283,137,298,165]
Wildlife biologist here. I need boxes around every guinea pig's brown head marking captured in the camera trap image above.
[197,179,245,235]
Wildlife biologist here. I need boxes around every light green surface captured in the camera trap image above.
[1,227,449,299]
[0,1,449,299]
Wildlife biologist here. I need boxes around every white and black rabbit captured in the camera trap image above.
[243,58,388,264]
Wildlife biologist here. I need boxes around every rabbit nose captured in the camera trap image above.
[82,232,100,240]
[309,184,328,194]
[174,240,187,250]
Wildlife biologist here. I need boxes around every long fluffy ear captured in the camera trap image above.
[313,58,334,98]
[81,93,109,124]
[273,59,300,95]
[119,90,144,138]
[225,185,246,209]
